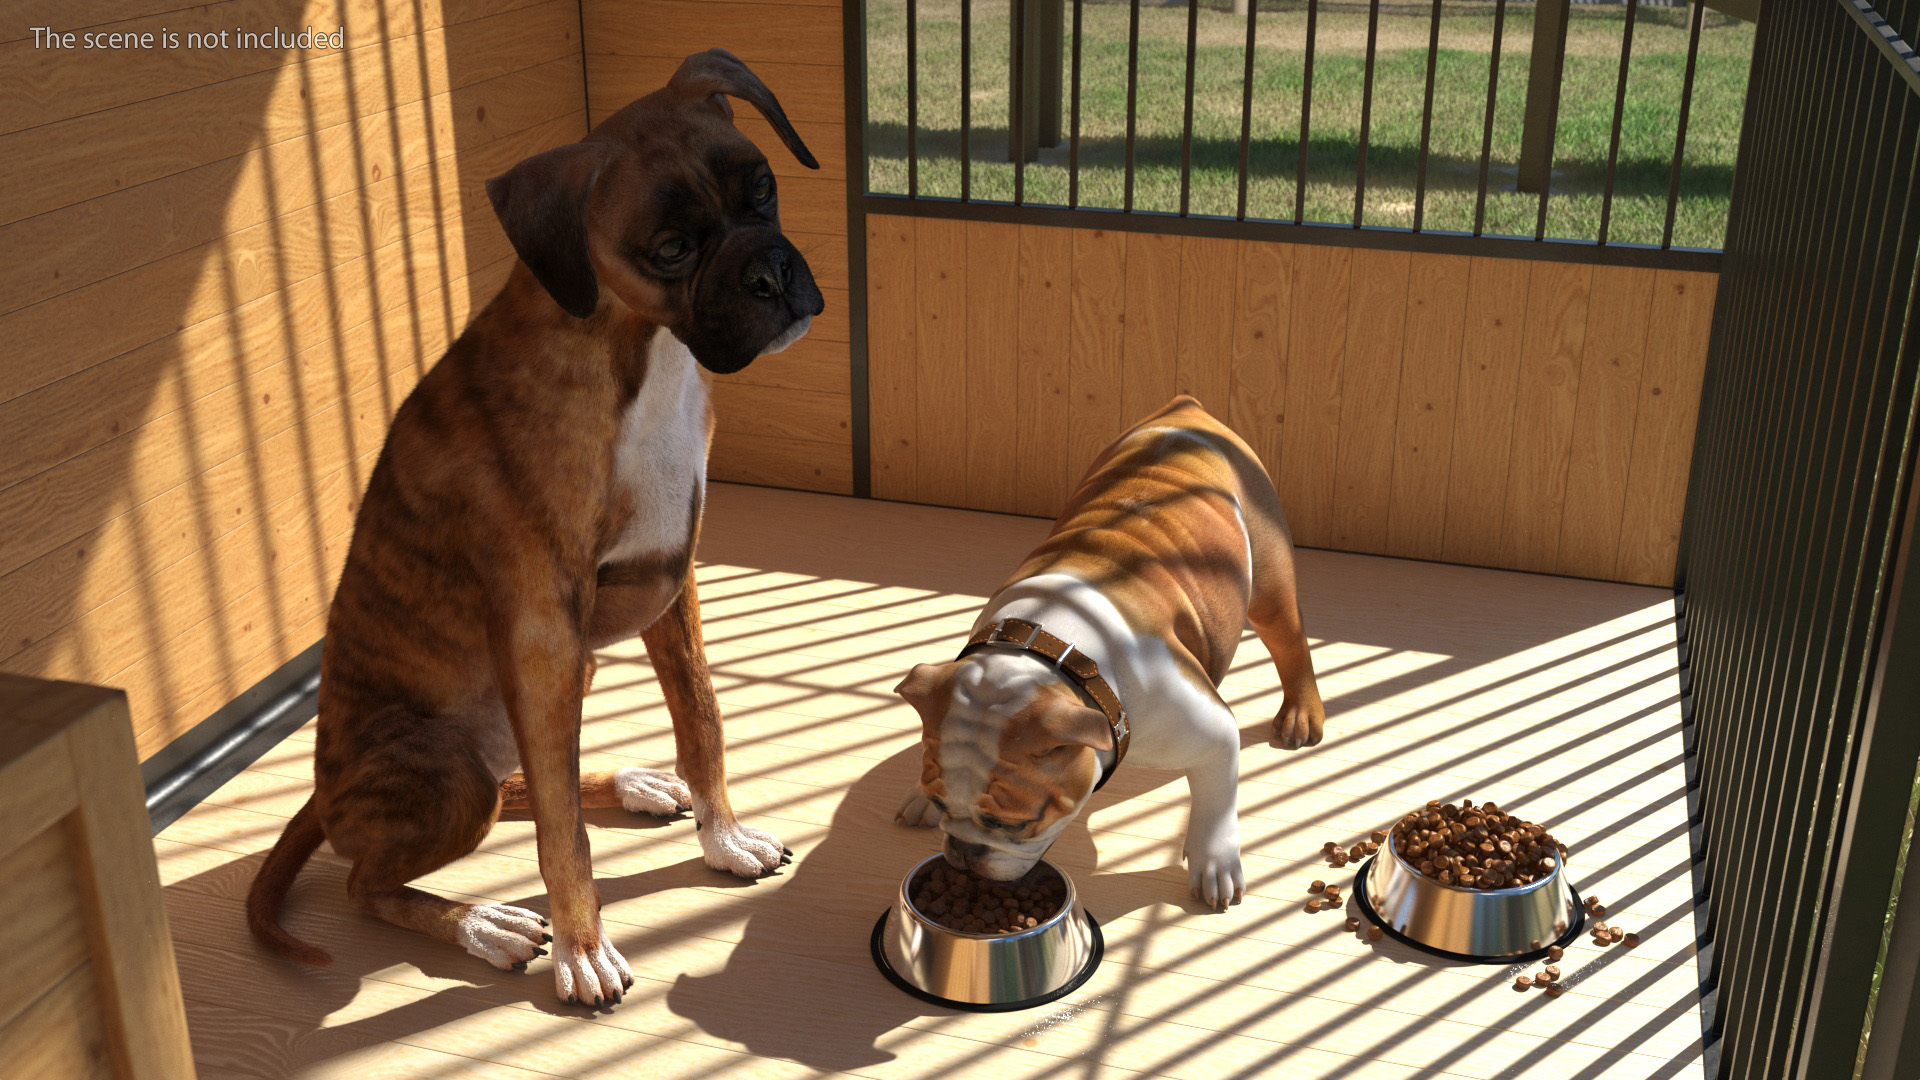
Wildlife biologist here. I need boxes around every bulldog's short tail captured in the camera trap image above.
[246,796,331,965]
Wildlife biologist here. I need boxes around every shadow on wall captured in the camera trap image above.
[0,0,581,757]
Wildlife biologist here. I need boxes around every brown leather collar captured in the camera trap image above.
[959,616,1131,784]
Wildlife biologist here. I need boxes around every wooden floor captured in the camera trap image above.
[158,482,1707,1080]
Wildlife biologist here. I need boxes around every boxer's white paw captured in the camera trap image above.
[700,816,789,879]
[614,767,692,817]
[551,920,633,1007]
[895,788,942,828]
[1185,835,1245,911]
[455,903,550,970]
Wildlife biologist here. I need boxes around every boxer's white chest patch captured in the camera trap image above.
[602,327,708,566]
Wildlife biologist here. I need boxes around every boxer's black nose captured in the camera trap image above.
[743,247,791,299]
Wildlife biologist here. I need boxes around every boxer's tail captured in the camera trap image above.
[246,795,332,965]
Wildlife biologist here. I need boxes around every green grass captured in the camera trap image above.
[865,0,1753,248]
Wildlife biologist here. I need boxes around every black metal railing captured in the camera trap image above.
[860,0,1750,268]
[1678,0,1920,1077]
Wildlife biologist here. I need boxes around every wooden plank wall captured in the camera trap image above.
[0,0,587,758]
[583,0,855,495]
[867,216,1716,587]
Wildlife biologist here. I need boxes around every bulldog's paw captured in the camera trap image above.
[700,816,790,879]
[1271,692,1326,751]
[1185,839,1245,911]
[551,921,633,1008]
[614,766,692,817]
[455,903,550,970]
[894,789,941,828]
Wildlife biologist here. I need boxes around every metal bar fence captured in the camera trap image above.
[869,0,1734,265]
[1675,3,1920,1080]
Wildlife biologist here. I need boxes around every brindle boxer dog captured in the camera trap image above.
[246,49,821,1007]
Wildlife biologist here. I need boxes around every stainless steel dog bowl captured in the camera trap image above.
[870,854,1103,1011]
[1354,831,1584,963]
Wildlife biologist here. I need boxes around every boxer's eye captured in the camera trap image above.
[653,236,691,265]
[753,174,774,204]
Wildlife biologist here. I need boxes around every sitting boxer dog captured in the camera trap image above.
[894,396,1326,910]
[246,50,821,1007]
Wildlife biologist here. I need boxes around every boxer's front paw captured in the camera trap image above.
[1271,691,1326,751]
[551,919,632,1007]
[455,903,550,970]
[700,815,790,879]
[614,767,692,817]
[895,788,941,828]
[1184,833,1245,911]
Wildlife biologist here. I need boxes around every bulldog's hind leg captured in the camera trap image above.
[1238,474,1327,751]
[326,719,550,971]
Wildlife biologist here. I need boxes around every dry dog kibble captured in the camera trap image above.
[1366,925,1385,942]
[1514,976,1532,991]
[1371,829,1388,843]
[1548,945,1564,962]
[1345,918,1360,932]
[1305,899,1323,913]
[1309,880,1326,894]
[1542,965,1561,982]
[1388,798,1567,892]
[1623,932,1640,948]
[1608,927,1625,944]
[910,862,1063,934]
[1546,983,1564,999]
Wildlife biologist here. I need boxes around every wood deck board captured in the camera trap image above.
[160,483,1706,1079]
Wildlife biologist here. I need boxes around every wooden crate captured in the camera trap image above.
[0,674,194,1079]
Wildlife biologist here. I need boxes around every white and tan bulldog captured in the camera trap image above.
[894,396,1327,909]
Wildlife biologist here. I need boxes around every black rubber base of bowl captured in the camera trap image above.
[869,907,1105,1012]
[1351,855,1587,965]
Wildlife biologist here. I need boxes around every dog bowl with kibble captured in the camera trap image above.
[1355,828,1585,964]
[870,854,1103,1011]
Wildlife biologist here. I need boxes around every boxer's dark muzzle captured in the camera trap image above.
[679,229,824,375]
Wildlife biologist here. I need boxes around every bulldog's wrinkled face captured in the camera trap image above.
[486,48,825,373]
[895,656,1115,884]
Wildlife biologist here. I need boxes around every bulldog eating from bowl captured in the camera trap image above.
[893,396,1327,910]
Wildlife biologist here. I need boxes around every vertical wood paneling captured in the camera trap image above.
[913,218,969,507]
[1014,225,1075,517]
[1175,237,1239,414]
[0,0,586,758]
[1332,249,1413,554]
[1282,246,1355,548]
[1229,242,1292,505]
[1443,256,1534,568]
[1067,229,1128,490]
[1559,264,1656,580]
[965,222,1022,514]
[866,216,919,501]
[866,224,1712,585]
[1387,253,1470,561]
[1618,270,1717,584]
[1500,261,1592,574]
[1121,233,1183,424]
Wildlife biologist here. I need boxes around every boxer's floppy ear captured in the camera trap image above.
[486,141,614,319]
[668,48,821,170]
[1038,699,1115,753]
